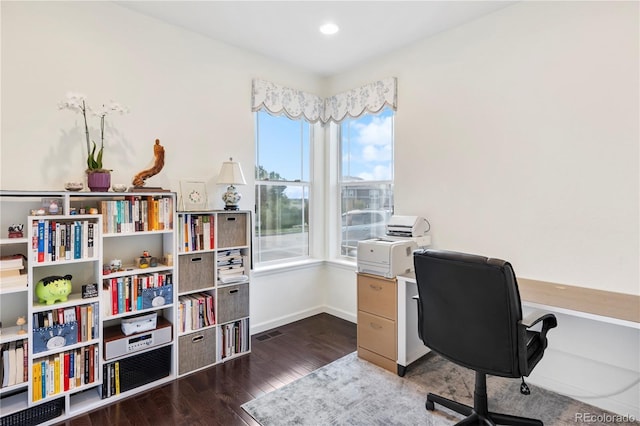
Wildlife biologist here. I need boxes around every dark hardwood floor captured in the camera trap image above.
[60,313,357,426]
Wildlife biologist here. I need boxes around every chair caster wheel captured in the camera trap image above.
[426,400,435,411]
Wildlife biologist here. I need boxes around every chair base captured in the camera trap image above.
[425,372,543,426]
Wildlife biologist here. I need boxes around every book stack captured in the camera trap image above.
[0,338,28,388]
[177,292,215,333]
[178,213,215,252]
[217,319,249,360]
[100,360,121,399]
[32,344,98,401]
[99,195,173,234]
[30,219,96,263]
[0,254,27,289]
[217,249,247,284]
[32,303,99,354]
[103,272,173,315]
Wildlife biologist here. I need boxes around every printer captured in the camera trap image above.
[357,238,418,278]
[384,215,431,248]
[385,215,430,237]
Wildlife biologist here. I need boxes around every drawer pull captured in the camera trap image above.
[370,322,382,330]
[229,289,239,294]
[192,335,204,343]
[369,284,382,291]
[226,217,236,221]
[191,257,202,263]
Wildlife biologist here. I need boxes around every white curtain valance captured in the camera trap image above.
[323,77,397,124]
[251,79,325,123]
[251,77,397,125]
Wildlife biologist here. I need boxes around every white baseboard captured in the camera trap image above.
[250,305,325,335]
[250,305,356,335]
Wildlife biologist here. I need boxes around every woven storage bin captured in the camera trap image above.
[217,213,247,248]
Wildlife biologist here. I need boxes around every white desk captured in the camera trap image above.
[396,272,640,372]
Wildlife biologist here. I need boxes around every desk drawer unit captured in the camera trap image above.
[178,327,217,375]
[358,311,396,359]
[358,274,397,319]
[357,273,398,373]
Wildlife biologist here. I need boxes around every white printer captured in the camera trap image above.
[357,238,418,278]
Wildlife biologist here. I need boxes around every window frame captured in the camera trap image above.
[254,111,313,266]
[337,108,395,259]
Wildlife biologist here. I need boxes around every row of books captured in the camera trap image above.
[32,303,99,353]
[0,254,27,289]
[99,196,173,234]
[32,344,99,401]
[103,272,173,315]
[218,319,249,361]
[178,214,215,252]
[30,219,96,263]
[0,339,28,388]
[100,361,121,399]
[177,292,216,333]
[217,249,247,284]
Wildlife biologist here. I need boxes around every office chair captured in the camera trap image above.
[413,249,557,426]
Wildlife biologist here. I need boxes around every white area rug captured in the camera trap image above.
[242,352,636,426]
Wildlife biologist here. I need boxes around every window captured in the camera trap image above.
[339,107,394,257]
[255,111,311,264]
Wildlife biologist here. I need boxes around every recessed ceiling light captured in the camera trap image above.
[319,22,339,35]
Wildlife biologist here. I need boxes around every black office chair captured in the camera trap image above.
[413,249,557,426]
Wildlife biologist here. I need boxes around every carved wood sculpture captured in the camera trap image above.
[132,139,165,187]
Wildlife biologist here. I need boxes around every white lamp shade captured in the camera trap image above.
[217,158,247,185]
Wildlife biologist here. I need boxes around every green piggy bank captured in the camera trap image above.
[35,274,72,305]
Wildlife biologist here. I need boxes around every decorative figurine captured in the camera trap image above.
[8,224,24,238]
[16,316,27,334]
[131,139,165,188]
[48,200,59,214]
[35,274,73,305]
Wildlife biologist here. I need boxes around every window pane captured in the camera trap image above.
[339,106,394,258]
[341,107,393,182]
[255,184,309,263]
[340,183,393,256]
[256,111,309,182]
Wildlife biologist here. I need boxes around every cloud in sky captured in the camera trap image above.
[354,115,393,163]
[358,164,392,181]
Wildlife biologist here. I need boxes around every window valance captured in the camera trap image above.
[251,77,397,125]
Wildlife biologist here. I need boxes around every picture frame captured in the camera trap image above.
[179,180,208,211]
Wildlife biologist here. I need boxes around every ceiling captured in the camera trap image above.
[116,1,517,76]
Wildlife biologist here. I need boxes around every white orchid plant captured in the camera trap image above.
[59,92,128,172]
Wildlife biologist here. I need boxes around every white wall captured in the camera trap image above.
[0,0,326,335]
[324,1,639,417]
[328,1,639,296]
[0,1,322,197]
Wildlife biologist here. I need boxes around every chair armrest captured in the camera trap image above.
[521,310,558,330]
[517,310,557,375]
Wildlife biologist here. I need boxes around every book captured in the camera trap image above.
[7,340,17,386]
[32,362,41,401]
[15,340,24,385]
[0,254,24,271]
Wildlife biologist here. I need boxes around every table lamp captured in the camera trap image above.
[217,157,246,210]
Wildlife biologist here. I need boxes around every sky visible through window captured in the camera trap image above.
[256,107,393,188]
[341,106,393,182]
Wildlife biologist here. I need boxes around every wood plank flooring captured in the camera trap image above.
[59,314,357,426]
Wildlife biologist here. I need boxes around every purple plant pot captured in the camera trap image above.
[87,171,111,192]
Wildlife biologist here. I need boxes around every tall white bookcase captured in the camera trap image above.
[0,190,177,425]
[175,210,251,376]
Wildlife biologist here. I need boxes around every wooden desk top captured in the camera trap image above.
[517,278,640,325]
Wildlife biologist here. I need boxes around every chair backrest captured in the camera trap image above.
[413,249,524,378]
